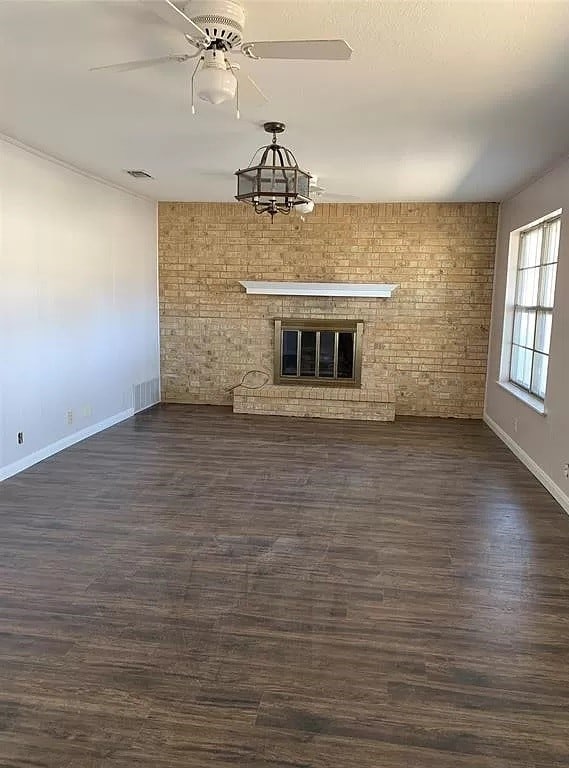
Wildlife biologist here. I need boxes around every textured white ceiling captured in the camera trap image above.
[2,0,569,202]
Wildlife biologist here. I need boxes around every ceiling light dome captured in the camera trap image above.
[235,122,311,220]
[197,49,236,105]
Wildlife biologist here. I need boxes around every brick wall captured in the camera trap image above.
[159,202,498,418]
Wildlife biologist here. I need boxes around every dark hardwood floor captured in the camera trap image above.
[1,404,569,767]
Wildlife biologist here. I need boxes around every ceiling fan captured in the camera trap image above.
[91,1,353,117]
[294,176,360,218]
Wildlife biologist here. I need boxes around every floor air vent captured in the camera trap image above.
[133,378,160,413]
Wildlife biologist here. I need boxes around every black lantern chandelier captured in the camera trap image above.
[235,122,311,220]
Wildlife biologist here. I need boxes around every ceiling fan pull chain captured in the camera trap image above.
[190,56,203,115]
[235,75,240,120]
[226,59,240,120]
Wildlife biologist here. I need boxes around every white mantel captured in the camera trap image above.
[239,281,399,298]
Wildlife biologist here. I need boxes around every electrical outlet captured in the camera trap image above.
[66,410,73,425]
[83,405,92,419]
[563,463,569,479]
[17,431,24,445]
[513,417,519,433]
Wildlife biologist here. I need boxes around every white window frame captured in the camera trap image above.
[498,209,561,414]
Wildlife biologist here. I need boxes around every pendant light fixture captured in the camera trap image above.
[235,122,311,220]
[194,49,237,107]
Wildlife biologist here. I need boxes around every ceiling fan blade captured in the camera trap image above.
[241,39,352,61]
[90,54,191,73]
[318,192,361,201]
[240,74,269,107]
[140,0,210,43]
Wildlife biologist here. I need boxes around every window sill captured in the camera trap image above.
[497,380,546,415]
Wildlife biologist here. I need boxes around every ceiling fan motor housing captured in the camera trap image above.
[184,0,245,49]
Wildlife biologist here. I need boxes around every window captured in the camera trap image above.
[507,215,560,403]
[274,319,363,387]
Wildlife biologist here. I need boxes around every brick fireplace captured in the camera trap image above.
[159,202,498,419]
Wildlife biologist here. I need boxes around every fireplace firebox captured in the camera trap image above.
[274,319,363,387]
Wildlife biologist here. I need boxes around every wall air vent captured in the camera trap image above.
[133,378,160,413]
[125,169,154,179]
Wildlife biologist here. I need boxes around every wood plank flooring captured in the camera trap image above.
[1,404,568,767]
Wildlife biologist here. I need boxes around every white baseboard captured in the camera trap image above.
[0,408,135,482]
[483,412,569,515]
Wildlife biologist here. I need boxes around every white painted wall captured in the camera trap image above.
[0,137,159,480]
[485,156,569,513]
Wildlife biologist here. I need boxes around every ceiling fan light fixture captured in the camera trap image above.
[235,122,311,220]
[197,49,236,104]
[198,65,236,104]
